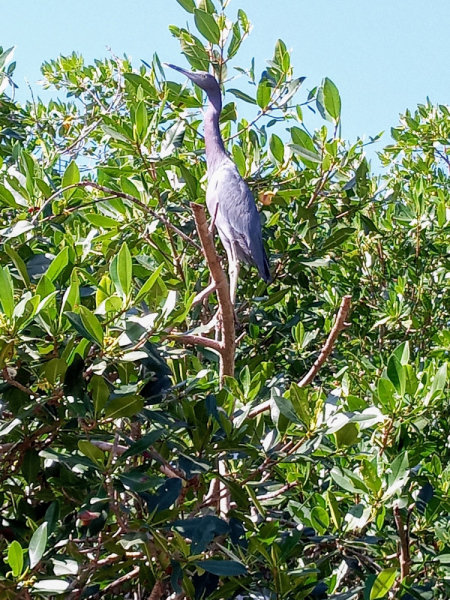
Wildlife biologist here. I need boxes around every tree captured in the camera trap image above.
[0,1,450,598]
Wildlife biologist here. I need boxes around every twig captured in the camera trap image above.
[393,503,411,581]
[167,333,222,353]
[248,399,272,419]
[90,440,186,480]
[256,482,297,501]
[31,181,202,252]
[102,566,140,593]
[298,295,351,387]
[2,367,35,397]
[192,281,217,307]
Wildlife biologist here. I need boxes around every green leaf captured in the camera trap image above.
[384,452,409,499]
[104,395,144,419]
[262,288,289,307]
[0,46,15,70]
[120,176,141,199]
[198,0,215,13]
[135,264,165,303]
[429,363,447,396]
[227,88,257,105]
[29,522,48,569]
[102,124,130,142]
[134,101,148,141]
[289,382,311,427]
[269,134,284,164]
[110,242,132,301]
[90,375,110,416]
[21,448,40,484]
[0,267,14,318]
[273,395,303,425]
[377,378,396,411]
[0,183,18,208]
[330,467,369,494]
[322,77,341,121]
[5,245,31,287]
[194,9,220,44]
[321,227,356,252]
[124,73,157,98]
[8,540,23,577]
[66,310,102,347]
[387,355,405,395]
[84,213,119,229]
[46,247,69,282]
[310,506,329,534]
[334,422,359,448]
[195,560,247,576]
[393,341,410,365]
[289,144,321,164]
[79,306,104,347]
[370,567,397,599]
[120,430,163,460]
[256,80,272,109]
[62,160,80,199]
[175,0,196,13]
[78,440,105,465]
[227,22,242,59]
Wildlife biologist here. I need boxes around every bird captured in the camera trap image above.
[165,63,271,305]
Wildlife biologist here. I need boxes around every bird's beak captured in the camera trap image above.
[163,63,195,79]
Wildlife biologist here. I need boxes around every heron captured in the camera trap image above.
[165,64,271,305]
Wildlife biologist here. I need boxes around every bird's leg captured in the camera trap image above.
[228,258,240,306]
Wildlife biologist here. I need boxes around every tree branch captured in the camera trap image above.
[298,294,351,387]
[394,503,411,581]
[148,580,166,600]
[167,333,222,353]
[247,295,351,419]
[190,202,235,380]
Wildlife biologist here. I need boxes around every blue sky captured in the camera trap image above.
[2,0,450,162]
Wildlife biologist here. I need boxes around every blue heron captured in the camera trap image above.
[165,64,271,304]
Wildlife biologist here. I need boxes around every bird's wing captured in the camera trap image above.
[207,161,270,279]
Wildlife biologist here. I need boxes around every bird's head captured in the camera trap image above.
[164,63,220,96]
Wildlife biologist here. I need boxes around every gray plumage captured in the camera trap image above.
[165,64,271,301]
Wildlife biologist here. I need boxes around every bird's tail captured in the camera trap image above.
[259,250,272,283]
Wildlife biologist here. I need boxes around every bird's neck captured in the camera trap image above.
[204,89,226,173]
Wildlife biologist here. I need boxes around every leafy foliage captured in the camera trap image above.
[0,2,450,599]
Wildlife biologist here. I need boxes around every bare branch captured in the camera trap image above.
[298,295,351,387]
[2,367,35,397]
[248,399,272,419]
[256,482,297,501]
[102,566,140,594]
[192,281,217,307]
[190,202,235,380]
[394,503,411,581]
[247,295,351,419]
[167,333,222,353]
